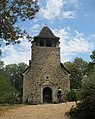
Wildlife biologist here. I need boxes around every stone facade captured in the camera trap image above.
[23,26,70,104]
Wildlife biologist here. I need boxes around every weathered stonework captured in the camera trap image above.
[23,26,70,104]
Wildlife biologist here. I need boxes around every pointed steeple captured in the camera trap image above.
[34,26,60,39]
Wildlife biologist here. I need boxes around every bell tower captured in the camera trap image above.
[31,26,60,68]
[32,26,60,47]
[23,26,70,104]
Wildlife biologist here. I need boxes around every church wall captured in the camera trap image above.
[23,46,70,104]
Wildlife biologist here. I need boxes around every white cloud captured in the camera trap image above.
[40,0,79,20]
[2,38,31,65]
[62,11,76,19]
[31,24,40,31]
[1,27,94,65]
[31,24,41,34]
[40,0,63,20]
[64,0,80,8]
[53,27,94,62]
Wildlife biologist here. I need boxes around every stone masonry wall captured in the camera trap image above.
[23,46,70,104]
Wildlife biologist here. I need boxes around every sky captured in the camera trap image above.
[1,0,95,65]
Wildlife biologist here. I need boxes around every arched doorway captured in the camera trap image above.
[43,87,52,103]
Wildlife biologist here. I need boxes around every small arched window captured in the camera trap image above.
[40,40,44,46]
[46,40,52,47]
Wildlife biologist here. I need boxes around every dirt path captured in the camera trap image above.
[0,102,75,119]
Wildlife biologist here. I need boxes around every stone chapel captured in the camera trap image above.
[23,26,70,104]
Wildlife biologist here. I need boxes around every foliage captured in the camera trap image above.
[0,49,2,56]
[0,74,16,104]
[0,50,95,105]
[68,74,95,119]
[0,61,4,70]
[67,50,95,119]
[5,63,28,103]
[0,0,39,45]
[67,89,78,101]
[90,50,95,63]
[0,61,28,104]
[64,58,88,89]
[86,50,95,76]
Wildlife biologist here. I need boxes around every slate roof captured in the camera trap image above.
[22,66,31,75]
[60,63,70,74]
[34,26,60,40]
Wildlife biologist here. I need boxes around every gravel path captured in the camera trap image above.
[0,102,75,119]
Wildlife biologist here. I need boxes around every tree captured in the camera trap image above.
[0,0,39,45]
[0,60,4,75]
[90,50,95,63]
[0,49,2,56]
[86,50,95,76]
[67,51,95,119]
[5,63,28,103]
[0,61,28,104]
[68,74,95,119]
[0,61,4,70]
[64,58,88,89]
[0,73,16,104]
[0,49,2,60]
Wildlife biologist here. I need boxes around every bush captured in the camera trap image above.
[68,74,95,119]
[67,90,77,101]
